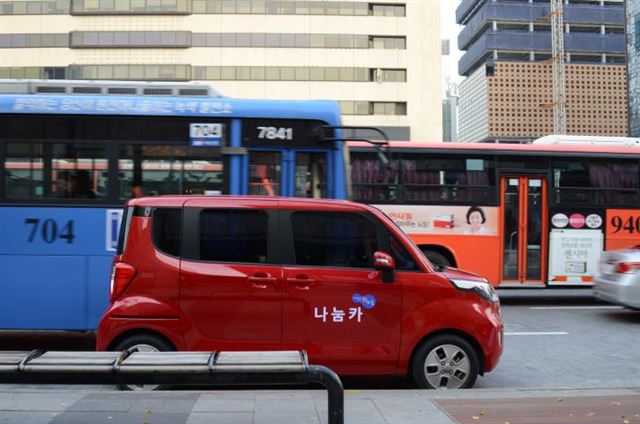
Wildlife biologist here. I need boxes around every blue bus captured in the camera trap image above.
[0,79,348,331]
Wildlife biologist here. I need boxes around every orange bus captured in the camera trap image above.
[349,137,640,287]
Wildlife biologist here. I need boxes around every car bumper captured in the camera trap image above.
[481,303,504,374]
[594,276,640,309]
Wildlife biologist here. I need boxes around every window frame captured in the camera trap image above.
[279,209,386,269]
[180,206,277,264]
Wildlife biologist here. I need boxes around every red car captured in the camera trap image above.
[97,196,503,389]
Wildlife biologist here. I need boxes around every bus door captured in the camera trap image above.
[501,176,548,285]
[247,149,329,198]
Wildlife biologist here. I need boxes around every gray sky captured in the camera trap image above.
[440,0,463,87]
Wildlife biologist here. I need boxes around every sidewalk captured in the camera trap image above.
[1,386,639,424]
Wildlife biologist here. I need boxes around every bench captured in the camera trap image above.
[0,350,344,424]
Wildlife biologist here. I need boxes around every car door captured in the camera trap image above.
[179,198,282,351]
[280,205,403,374]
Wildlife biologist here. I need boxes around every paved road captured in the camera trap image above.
[2,289,640,423]
[480,288,640,389]
[1,289,639,391]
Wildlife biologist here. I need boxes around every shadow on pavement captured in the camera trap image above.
[0,330,96,351]
[496,288,601,306]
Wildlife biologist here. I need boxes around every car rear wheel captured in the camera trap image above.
[113,334,174,391]
[412,334,479,389]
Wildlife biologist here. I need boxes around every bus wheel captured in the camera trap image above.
[412,334,479,390]
[422,250,451,268]
[113,333,174,391]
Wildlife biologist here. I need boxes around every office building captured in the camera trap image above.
[456,0,627,143]
[627,0,640,137]
[0,0,443,141]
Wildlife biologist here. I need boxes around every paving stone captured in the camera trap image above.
[0,411,57,424]
[130,393,199,413]
[49,411,189,424]
[191,399,255,413]
[0,391,83,411]
[67,393,137,412]
[253,411,320,424]
[186,412,254,424]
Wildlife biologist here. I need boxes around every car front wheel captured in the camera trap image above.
[412,334,479,389]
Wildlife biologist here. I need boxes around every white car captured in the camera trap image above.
[594,247,640,310]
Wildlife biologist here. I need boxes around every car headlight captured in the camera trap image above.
[449,278,499,303]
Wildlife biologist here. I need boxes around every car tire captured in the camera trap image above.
[113,333,175,391]
[421,250,452,268]
[412,334,479,389]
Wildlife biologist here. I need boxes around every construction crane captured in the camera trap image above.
[550,0,567,135]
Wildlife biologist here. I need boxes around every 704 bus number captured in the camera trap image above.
[610,215,640,234]
[24,218,75,244]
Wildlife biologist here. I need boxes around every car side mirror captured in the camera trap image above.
[374,251,395,284]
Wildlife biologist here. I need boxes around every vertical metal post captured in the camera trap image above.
[308,365,344,424]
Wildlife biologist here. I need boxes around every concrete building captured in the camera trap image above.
[456,0,627,143]
[442,82,458,142]
[627,0,640,137]
[0,0,443,141]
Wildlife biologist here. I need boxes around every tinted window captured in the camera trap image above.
[153,208,181,256]
[552,160,640,205]
[291,212,377,268]
[200,209,268,263]
[389,236,418,271]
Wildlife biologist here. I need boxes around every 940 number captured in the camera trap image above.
[610,215,640,234]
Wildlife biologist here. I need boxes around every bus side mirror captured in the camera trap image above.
[374,251,395,284]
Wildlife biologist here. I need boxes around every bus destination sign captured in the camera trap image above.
[190,123,224,147]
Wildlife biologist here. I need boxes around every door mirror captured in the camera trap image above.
[374,251,396,271]
[374,251,395,284]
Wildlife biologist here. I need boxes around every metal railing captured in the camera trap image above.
[0,350,344,424]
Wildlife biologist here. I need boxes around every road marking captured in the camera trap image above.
[529,306,623,310]
[504,332,569,336]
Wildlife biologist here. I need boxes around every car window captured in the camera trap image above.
[152,208,181,256]
[199,209,268,263]
[290,211,377,268]
[389,236,419,271]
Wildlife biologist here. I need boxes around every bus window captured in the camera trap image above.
[5,143,44,199]
[552,160,639,205]
[350,153,398,202]
[401,155,494,203]
[294,152,327,198]
[248,152,281,196]
[119,145,223,198]
[51,143,106,199]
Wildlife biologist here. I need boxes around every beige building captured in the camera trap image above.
[0,0,442,141]
[459,61,627,143]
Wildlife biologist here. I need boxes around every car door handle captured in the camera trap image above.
[248,275,277,289]
[286,277,316,289]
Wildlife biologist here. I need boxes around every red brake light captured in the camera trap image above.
[109,262,136,302]
[615,262,640,274]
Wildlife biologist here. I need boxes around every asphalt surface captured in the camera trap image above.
[1,289,639,423]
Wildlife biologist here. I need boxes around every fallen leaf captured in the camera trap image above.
[144,408,152,414]
[586,412,595,417]
[557,398,564,402]
[479,411,486,416]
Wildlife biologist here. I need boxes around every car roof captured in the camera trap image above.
[127,195,375,212]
